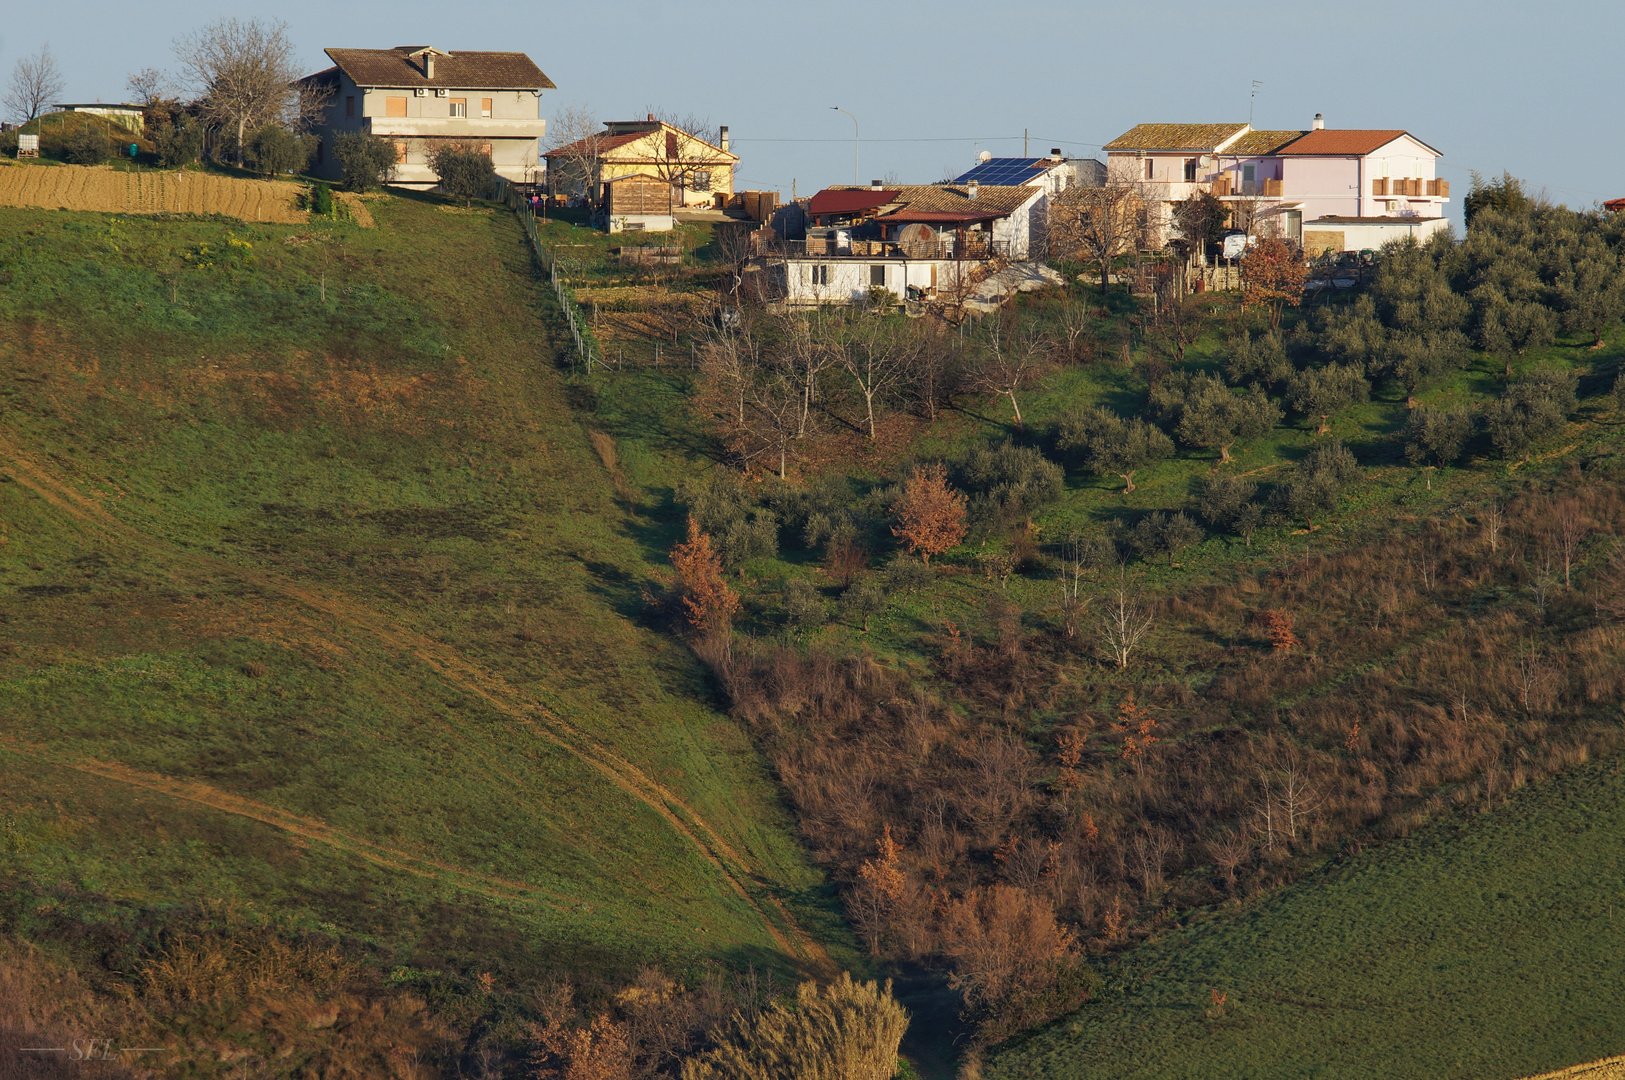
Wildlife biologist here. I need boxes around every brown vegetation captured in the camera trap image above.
[0,164,308,222]
[699,478,1625,1045]
[890,462,967,566]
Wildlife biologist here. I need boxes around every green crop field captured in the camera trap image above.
[0,194,856,995]
[985,753,1625,1080]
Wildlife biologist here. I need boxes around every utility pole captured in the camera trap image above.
[831,106,858,185]
[1024,128,1028,156]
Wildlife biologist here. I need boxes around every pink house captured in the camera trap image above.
[1103,115,1450,253]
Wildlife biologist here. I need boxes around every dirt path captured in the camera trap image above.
[1522,1056,1625,1080]
[0,431,835,974]
[0,739,569,908]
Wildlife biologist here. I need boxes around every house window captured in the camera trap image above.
[811,264,831,286]
[481,97,492,118]
[385,96,408,117]
[395,141,408,163]
[1184,158,1197,182]
[449,98,467,118]
[1145,158,1154,180]
[345,96,355,119]
[691,170,711,192]
[870,264,886,286]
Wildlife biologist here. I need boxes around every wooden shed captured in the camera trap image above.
[604,173,672,216]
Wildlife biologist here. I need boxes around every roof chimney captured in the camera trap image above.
[1050,147,1062,163]
[966,180,979,200]
[719,125,729,152]
[647,112,655,122]
[871,179,882,190]
[1313,112,1325,131]
[424,52,435,79]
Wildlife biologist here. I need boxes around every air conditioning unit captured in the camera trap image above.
[435,88,447,98]
[415,88,426,97]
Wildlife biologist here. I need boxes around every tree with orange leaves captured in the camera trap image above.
[1258,609,1300,650]
[1242,237,1307,330]
[891,462,967,567]
[670,518,739,635]
[1112,693,1159,761]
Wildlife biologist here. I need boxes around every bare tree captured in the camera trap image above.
[1098,572,1154,669]
[837,316,920,440]
[1556,496,1588,589]
[4,44,66,123]
[965,318,1052,427]
[125,67,173,107]
[174,18,327,166]
[642,110,731,205]
[1049,162,1146,297]
[1482,502,1505,554]
[544,102,607,202]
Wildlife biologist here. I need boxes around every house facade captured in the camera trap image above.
[300,46,554,189]
[1102,116,1450,253]
[766,183,1044,306]
[543,117,737,228]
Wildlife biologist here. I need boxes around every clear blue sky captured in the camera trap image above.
[5,0,1622,222]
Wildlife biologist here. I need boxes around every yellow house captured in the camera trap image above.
[544,116,737,223]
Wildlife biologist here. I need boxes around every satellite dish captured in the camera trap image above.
[978,150,993,162]
[899,223,936,259]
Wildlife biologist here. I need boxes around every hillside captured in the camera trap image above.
[984,753,1625,1079]
[0,196,853,1030]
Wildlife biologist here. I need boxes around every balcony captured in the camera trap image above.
[1372,178,1448,197]
[363,116,546,139]
[1212,176,1281,198]
[756,237,1011,261]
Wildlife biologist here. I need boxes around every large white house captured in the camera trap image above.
[300,46,554,189]
[1101,115,1450,252]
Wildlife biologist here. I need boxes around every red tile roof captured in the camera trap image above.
[1278,129,1437,156]
[324,47,554,90]
[808,189,900,216]
[1605,198,1625,213]
[542,131,647,159]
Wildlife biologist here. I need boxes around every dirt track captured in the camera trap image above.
[0,429,833,974]
[1523,1056,1625,1080]
[0,163,308,223]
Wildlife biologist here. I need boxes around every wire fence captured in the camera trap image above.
[500,181,605,373]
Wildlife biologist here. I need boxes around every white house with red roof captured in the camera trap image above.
[1103,114,1450,253]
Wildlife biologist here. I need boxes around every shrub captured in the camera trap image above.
[1487,367,1579,460]
[62,122,108,165]
[309,183,335,216]
[891,462,967,566]
[680,973,908,1080]
[429,144,496,207]
[1279,441,1361,527]
[680,473,778,575]
[1054,406,1173,493]
[1191,474,1263,543]
[955,443,1064,535]
[333,131,396,192]
[245,124,315,178]
[1403,405,1474,467]
[781,578,829,636]
[153,116,204,167]
[1129,511,1202,565]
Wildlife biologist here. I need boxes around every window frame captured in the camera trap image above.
[449,97,468,119]
[870,264,886,287]
[385,96,408,118]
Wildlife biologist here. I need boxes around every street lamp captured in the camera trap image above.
[830,106,858,185]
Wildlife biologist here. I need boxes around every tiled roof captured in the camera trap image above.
[323,47,555,90]
[1224,129,1307,156]
[1103,124,1246,151]
[808,189,901,216]
[542,131,648,159]
[1605,198,1625,213]
[877,184,1038,219]
[1278,130,1427,156]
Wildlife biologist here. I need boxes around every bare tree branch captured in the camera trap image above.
[173,18,323,166]
[5,43,66,123]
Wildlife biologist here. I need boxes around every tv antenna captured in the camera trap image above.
[1249,80,1264,127]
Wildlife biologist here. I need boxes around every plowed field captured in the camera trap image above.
[0,163,307,222]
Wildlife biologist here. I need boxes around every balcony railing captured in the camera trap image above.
[755,237,1011,261]
[1372,178,1449,197]
[1212,177,1281,197]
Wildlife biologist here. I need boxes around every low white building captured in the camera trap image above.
[1301,215,1450,256]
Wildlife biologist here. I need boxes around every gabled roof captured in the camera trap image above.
[875,184,1040,223]
[808,189,901,216]
[1278,129,1438,156]
[1223,129,1307,156]
[1104,123,1247,152]
[542,122,737,162]
[543,131,648,159]
[322,47,555,90]
[1605,198,1625,213]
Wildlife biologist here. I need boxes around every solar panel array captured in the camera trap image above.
[952,158,1047,186]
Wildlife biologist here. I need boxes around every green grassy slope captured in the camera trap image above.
[0,197,852,984]
[986,755,1625,1080]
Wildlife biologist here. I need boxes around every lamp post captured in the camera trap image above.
[830,106,858,185]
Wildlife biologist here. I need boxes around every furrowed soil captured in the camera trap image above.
[0,195,854,992]
[0,163,308,222]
